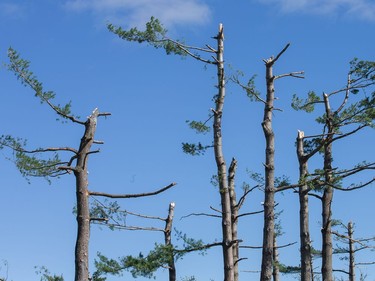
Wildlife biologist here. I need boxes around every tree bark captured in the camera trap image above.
[228,158,239,281]
[321,94,334,281]
[165,202,176,281]
[272,235,280,281]
[348,221,355,281]
[74,108,100,281]
[260,57,276,281]
[213,24,234,281]
[297,131,313,281]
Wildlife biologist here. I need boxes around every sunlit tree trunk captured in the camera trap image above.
[74,109,100,281]
[228,158,239,281]
[348,221,355,281]
[297,131,313,281]
[260,55,277,281]
[272,235,280,281]
[213,24,235,281]
[164,202,176,281]
[321,93,334,281]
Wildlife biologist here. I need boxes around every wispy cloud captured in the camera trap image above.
[0,3,26,19]
[257,0,375,21]
[64,0,211,28]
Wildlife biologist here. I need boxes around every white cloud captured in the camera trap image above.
[64,0,211,28]
[256,0,375,21]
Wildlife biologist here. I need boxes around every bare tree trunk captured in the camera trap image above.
[321,93,334,281]
[228,158,239,281]
[297,131,313,281]
[213,24,234,281]
[272,235,280,281]
[74,109,100,281]
[165,202,176,281]
[260,55,277,281]
[348,221,355,281]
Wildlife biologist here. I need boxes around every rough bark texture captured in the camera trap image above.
[321,94,334,281]
[260,57,276,281]
[272,235,280,281]
[165,202,176,281]
[213,24,234,281]
[297,131,313,281]
[348,221,355,281]
[74,109,100,281]
[228,158,239,281]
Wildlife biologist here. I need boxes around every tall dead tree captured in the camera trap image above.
[107,19,240,281]
[231,43,304,280]
[321,93,335,281]
[260,44,304,281]
[213,24,235,281]
[293,58,375,280]
[296,130,313,281]
[1,48,175,281]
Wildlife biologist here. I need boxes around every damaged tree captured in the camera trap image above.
[234,43,304,281]
[1,48,175,281]
[108,19,240,281]
[293,58,375,280]
[92,202,177,281]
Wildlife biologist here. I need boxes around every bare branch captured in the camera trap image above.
[93,222,165,232]
[89,182,177,198]
[98,112,111,117]
[90,217,109,222]
[264,43,291,66]
[333,269,350,275]
[241,241,296,250]
[174,241,223,254]
[356,261,375,266]
[180,212,221,220]
[210,206,222,214]
[236,209,263,219]
[237,185,259,209]
[167,38,216,54]
[0,143,77,154]
[276,241,298,249]
[240,245,263,249]
[274,71,305,80]
[333,178,375,191]
[125,209,166,221]
[166,38,216,64]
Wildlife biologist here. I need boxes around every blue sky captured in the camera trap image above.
[0,1,374,280]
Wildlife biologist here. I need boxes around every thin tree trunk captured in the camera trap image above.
[74,109,100,281]
[297,131,313,281]
[272,235,280,281]
[321,94,334,281]
[260,56,276,281]
[348,221,355,281]
[228,158,239,281]
[213,23,234,281]
[165,202,176,281]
